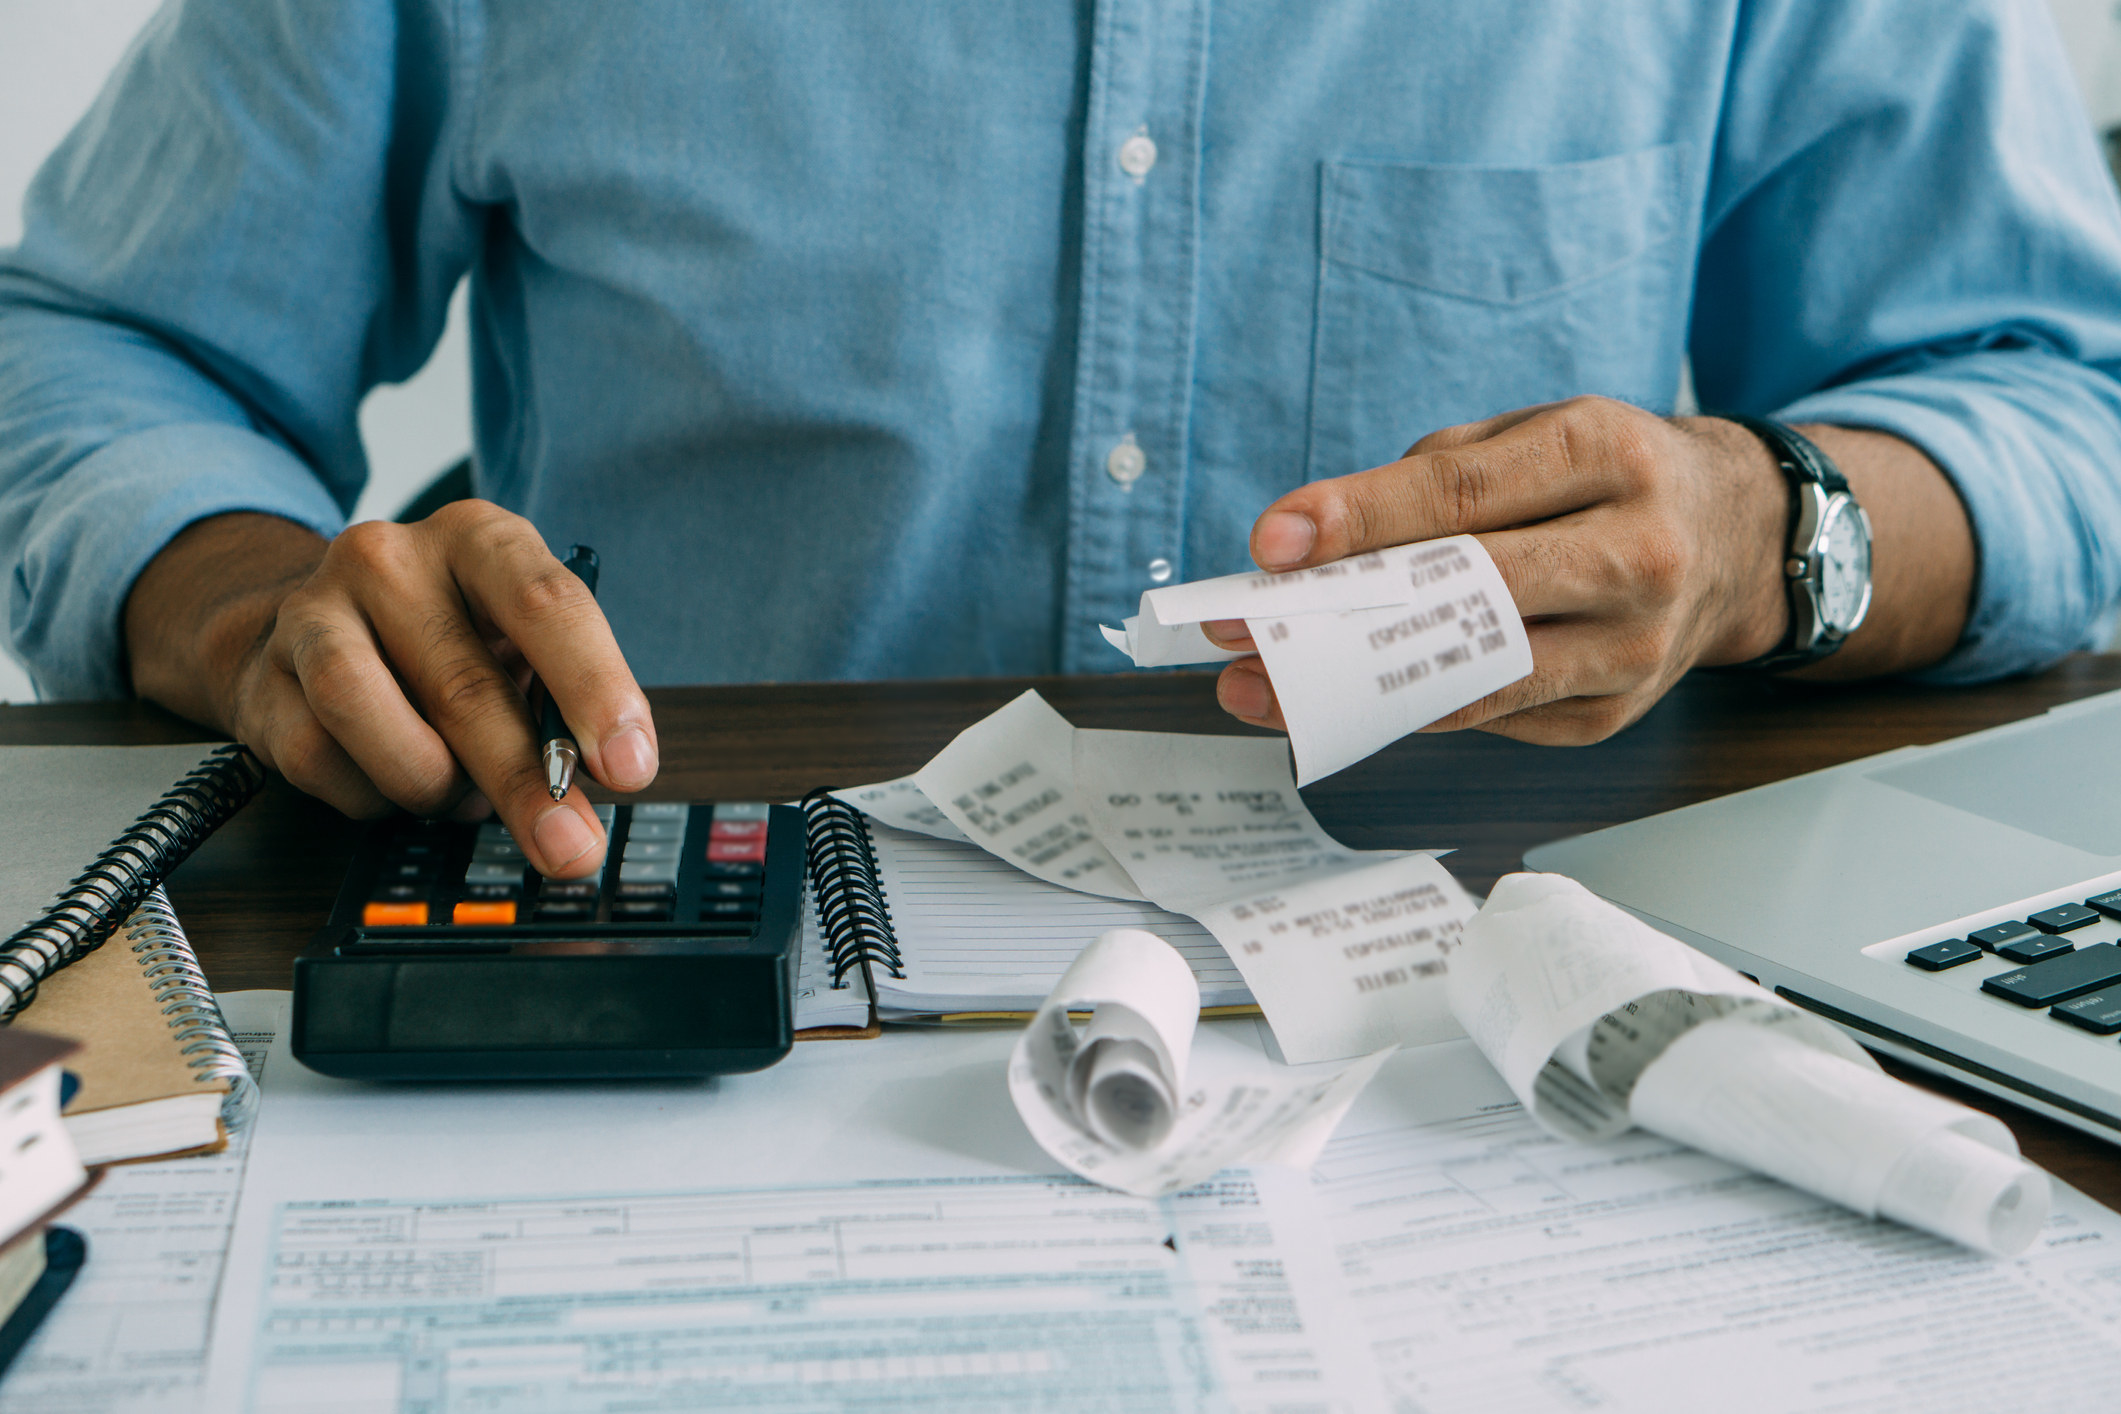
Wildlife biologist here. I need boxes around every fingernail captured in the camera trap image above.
[1254,511,1316,569]
[1219,665,1273,721]
[449,790,492,823]
[602,726,657,789]
[534,805,599,871]
[1202,619,1248,646]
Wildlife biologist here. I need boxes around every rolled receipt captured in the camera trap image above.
[1009,928,1393,1198]
[1447,873,2051,1256]
[1100,536,1534,784]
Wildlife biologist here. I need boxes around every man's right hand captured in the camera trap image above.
[123,504,658,878]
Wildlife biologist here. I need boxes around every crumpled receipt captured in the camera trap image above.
[1008,928,1394,1197]
[1446,873,2052,1257]
[1100,535,1534,784]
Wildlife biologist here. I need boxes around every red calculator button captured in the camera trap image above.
[363,901,430,927]
[708,819,767,840]
[452,900,518,926]
[707,836,768,863]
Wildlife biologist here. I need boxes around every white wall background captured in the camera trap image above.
[2,0,2120,702]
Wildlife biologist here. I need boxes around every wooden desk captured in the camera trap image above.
[7,658,2121,1204]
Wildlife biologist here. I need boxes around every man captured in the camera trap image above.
[5,1,2121,882]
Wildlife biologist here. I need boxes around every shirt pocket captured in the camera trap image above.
[1307,145,1691,482]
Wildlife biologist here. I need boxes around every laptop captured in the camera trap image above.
[1523,687,2121,1146]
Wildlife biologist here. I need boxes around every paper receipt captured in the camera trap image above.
[1007,928,1394,1198]
[1102,536,1535,784]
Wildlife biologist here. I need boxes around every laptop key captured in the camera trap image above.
[1907,938,1982,971]
[2088,889,2121,922]
[1968,920,2038,951]
[2029,903,2100,934]
[1984,941,2121,1007]
[2052,991,2121,1035]
[1997,934,2076,965]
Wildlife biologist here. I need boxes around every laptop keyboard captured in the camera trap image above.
[1901,884,2121,1036]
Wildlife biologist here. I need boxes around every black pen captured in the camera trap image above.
[536,544,600,801]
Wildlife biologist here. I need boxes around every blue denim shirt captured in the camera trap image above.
[7,0,2121,700]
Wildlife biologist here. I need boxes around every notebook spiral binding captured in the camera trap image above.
[123,886,260,1132]
[800,790,905,985]
[0,744,267,1022]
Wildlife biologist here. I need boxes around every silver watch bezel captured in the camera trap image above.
[1784,484,1873,650]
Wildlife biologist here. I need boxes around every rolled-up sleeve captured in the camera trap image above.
[1695,0,2121,682]
[0,0,476,699]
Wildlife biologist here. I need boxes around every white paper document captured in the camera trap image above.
[1008,929,1392,1197]
[854,697,1479,1060]
[0,991,283,1414]
[1102,535,1535,783]
[1448,873,2052,1256]
[194,1021,2121,1414]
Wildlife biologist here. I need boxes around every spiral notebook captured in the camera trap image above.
[0,744,265,1162]
[796,791,1255,1026]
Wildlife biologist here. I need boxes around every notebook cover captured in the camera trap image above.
[23,923,230,1121]
[0,1226,86,1378]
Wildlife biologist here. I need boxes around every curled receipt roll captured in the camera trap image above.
[1446,874,2051,1257]
[1008,928,1392,1199]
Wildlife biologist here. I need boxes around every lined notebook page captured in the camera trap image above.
[865,824,1251,1014]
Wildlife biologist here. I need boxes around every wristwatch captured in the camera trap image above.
[1723,413,1873,672]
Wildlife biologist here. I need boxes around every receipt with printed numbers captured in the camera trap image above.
[1102,535,1534,784]
[1447,873,2053,1256]
[1007,928,1395,1197]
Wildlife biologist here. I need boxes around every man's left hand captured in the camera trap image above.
[1207,396,1795,745]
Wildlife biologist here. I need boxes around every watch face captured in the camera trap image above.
[1816,498,1873,634]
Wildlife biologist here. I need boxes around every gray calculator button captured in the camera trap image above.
[633,802,689,820]
[473,837,527,862]
[624,819,685,841]
[618,858,679,884]
[712,802,771,821]
[622,839,679,862]
[594,804,617,826]
[465,861,525,886]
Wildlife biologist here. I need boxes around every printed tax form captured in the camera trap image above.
[195,1012,2121,1412]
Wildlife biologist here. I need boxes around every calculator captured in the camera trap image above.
[291,801,805,1081]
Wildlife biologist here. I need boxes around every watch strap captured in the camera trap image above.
[1719,413,1856,673]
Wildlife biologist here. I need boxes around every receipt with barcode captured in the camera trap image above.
[1101,535,1534,784]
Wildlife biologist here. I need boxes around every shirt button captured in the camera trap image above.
[1147,557,1174,584]
[1106,434,1147,486]
[1118,132,1158,181]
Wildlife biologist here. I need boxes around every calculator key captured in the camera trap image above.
[704,860,764,879]
[1984,942,2121,1006]
[2087,890,2121,922]
[594,804,617,827]
[632,801,689,820]
[612,900,675,922]
[1968,920,2039,951]
[1997,934,2075,965]
[463,882,520,903]
[532,901,597,923]
[465,861,527,886]
[452,899,518,926]
[375,882,425,903]
[539,880,598,901]
[708,818,768,840]
[473,837,528,862]
[708,836,768,863]
[701,878,763,900]
[362,901,430,927]
[385,839,437,859]
[2053,991,2121,1035]
[699,900,759,922]
[623,819,686,841]
[712,802,771,822]
[1906,938,1982,972]
[621,839,680,862]
[381,860,434,883]
[619,858,679,884]
[615,881,678,901]
[2030,903,2100,934]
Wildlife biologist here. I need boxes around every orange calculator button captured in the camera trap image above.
[362,901,430,927]
[452,900,518,927]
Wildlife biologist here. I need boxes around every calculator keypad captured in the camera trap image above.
[357,802,776,932]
